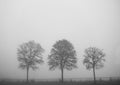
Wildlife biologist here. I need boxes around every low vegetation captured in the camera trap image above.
[0,79,120,85]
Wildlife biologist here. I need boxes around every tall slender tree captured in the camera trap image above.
[17,40,44,82]
[48,39,77,82]
[83,47,105,84]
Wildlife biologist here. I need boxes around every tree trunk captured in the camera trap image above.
[61,68,64,83]
[93,67,96,84]
[27,66,29,83]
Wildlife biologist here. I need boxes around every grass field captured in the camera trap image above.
[0,79,120,85]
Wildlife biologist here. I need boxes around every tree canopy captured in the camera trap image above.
[48,39,77,70]
[17,40,44,70]
[83,47,105,70]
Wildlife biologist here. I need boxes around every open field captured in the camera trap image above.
[0,79,120,85]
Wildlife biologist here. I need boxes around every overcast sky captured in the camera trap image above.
[0,0,120,80]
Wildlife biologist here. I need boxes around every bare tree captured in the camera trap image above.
[48,39,77,82]
[17,40,44,82]
[83,47,105,84]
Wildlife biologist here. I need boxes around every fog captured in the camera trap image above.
[0,0,120,80]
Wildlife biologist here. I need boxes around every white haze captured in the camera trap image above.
[0,0,120,80]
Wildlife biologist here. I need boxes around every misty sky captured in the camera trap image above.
[0,0,120,80]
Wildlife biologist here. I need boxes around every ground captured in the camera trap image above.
[0,80,120,85]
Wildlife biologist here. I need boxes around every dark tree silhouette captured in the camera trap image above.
[83,47,105,84]
[48,39,77,82]
[17,40,44,82]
